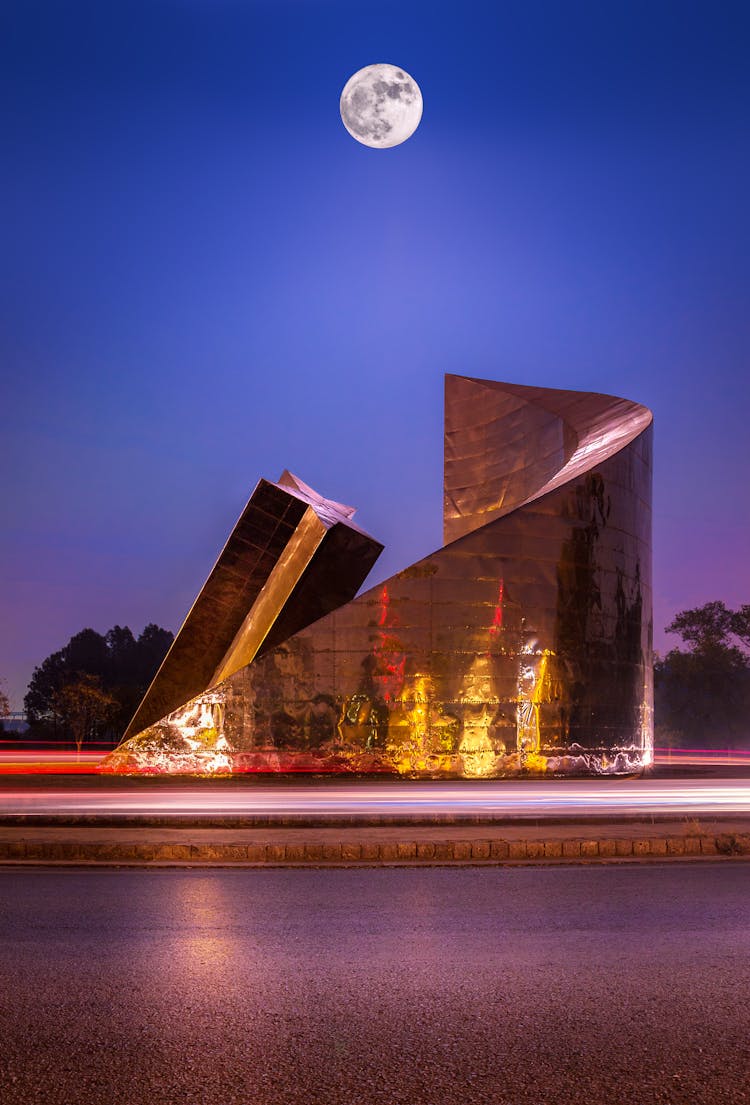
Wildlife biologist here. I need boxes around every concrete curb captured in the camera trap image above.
[0,812,741,829]
[2,832,750,866]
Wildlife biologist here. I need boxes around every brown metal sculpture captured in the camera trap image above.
[103,376,653,776]
[122,471,383,741]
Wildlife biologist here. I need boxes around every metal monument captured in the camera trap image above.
[103,375,653,775]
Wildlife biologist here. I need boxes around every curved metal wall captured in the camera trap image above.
[104,376,653,776]
[222,426,652,775]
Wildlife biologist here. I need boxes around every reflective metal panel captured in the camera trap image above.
[444,375,652,544]
[122,472,383,740]
[105,376,652,777]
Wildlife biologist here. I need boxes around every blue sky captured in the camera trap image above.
[1,0,749,708]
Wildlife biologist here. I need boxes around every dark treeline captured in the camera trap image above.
[21,625,173,750]
[655,601,750,748]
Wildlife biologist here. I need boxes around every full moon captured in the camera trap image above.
[340,63,423,149]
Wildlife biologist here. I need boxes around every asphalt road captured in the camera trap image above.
[1,865,749,1104]
[2,774,750,821]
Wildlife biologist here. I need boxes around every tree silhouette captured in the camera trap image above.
[52,675,118,757]
[655,601,750,748]
[0,683,10,733]
[24,624,173,747]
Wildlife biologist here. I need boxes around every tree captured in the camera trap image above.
[666,601,736,651]
[24,624,173,747]
[732,605,750,650]
[132,624,173,685]
[0,683,10,734]
[654,601,750,748]
[52,675,118,756]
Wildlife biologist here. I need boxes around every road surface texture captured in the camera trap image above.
[1,865,749,1105]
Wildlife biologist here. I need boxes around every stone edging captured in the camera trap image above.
[2,833,750,865]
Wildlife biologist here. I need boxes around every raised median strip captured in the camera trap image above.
[1,821,750,865]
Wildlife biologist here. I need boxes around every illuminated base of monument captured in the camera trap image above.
[101,744,650,777]
[100,687,652,778]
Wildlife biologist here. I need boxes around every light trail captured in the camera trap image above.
[0,778,749,818]
[653,748,750,766]
[0,751,105,775]
[0,749,749,819]
[0,746,746,773]
[1,747,749,776]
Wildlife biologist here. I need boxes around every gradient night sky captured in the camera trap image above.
[2,1,749,710]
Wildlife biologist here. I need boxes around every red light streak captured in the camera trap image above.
[371,584,405,703]
[2,746,748,777]
[489,579,504,637]
[0,751,106,775]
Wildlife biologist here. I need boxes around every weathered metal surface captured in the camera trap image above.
[444,375,652,544]
[105,376,652,777]
[122,472,383,740]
